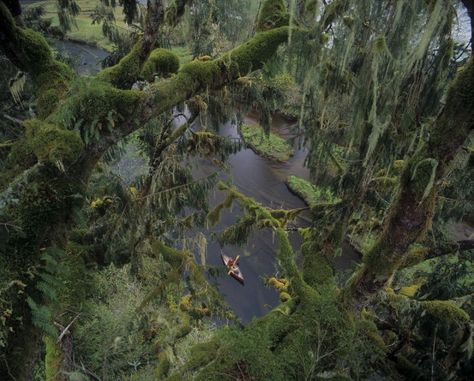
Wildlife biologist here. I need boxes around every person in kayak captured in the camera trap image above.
[227,255,240,273]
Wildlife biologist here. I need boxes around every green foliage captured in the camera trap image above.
[141,48,180,82]
[211,182,305,248]
[179,287,374,381]
[27,247,67,338]
[1,0,472,379]
[53,78,143,145]
[73,258,216,379]
[240,123,293,161]
[44,335,62,381]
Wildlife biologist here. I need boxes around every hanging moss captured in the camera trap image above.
[152,240,191,268]
[257,0,290,32]
[207,193,235,226]
[141,48,180,82]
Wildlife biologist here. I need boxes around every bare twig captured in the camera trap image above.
[57,314,80,343]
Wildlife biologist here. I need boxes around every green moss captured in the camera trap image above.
[268,277,289,292]
[429,57,474,157]
[17,28,53,73]
[35,62,74,119]
[421,300,470,324]
[0,138,37,190]
[179,60,221,89]
[25,119,83,165]
[149,27,289,114]
[399,284,421,297]
[240,123,293,162]
[141,48,180,82]
[175,322,192,339]
[224,27,289,76]
[279,291,291,302]
[303,250,334,287]
[44,335,62,381]
[0,5,74,119]
[97,42,142,88]
[320,0,349,29]
[286,175,340,208]
[152,240,191,269]
[257,0,290,32]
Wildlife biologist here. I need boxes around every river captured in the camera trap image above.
[52,39,361,324]
[193,116,360,323]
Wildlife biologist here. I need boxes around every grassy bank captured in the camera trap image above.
[286,175,340,208]
[24,0,131,50]
[240,123,294,162]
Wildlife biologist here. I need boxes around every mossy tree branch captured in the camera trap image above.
[401,239,474,269]
[0,2,292,372]
[0,1,74,118]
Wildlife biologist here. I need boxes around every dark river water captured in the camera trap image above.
[52,40,109,76]
[54,39,362,324]
[174,112,361,323]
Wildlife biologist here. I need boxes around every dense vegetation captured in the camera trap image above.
[0,0,473,380]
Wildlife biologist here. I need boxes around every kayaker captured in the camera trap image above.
[227,255,240,273]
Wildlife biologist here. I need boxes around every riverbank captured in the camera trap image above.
[22,0,132,51]
[286,175,341,208]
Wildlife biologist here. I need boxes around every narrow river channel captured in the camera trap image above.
[53,39,361,324]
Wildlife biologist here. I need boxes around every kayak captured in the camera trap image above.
[221,254,244,285]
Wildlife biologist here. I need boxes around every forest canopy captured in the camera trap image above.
[0,0,473,380]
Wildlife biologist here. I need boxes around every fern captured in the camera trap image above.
[27,247,66,337]
[8,71,26,106]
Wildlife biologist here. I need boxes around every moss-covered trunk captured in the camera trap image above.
[348,57,474,303]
